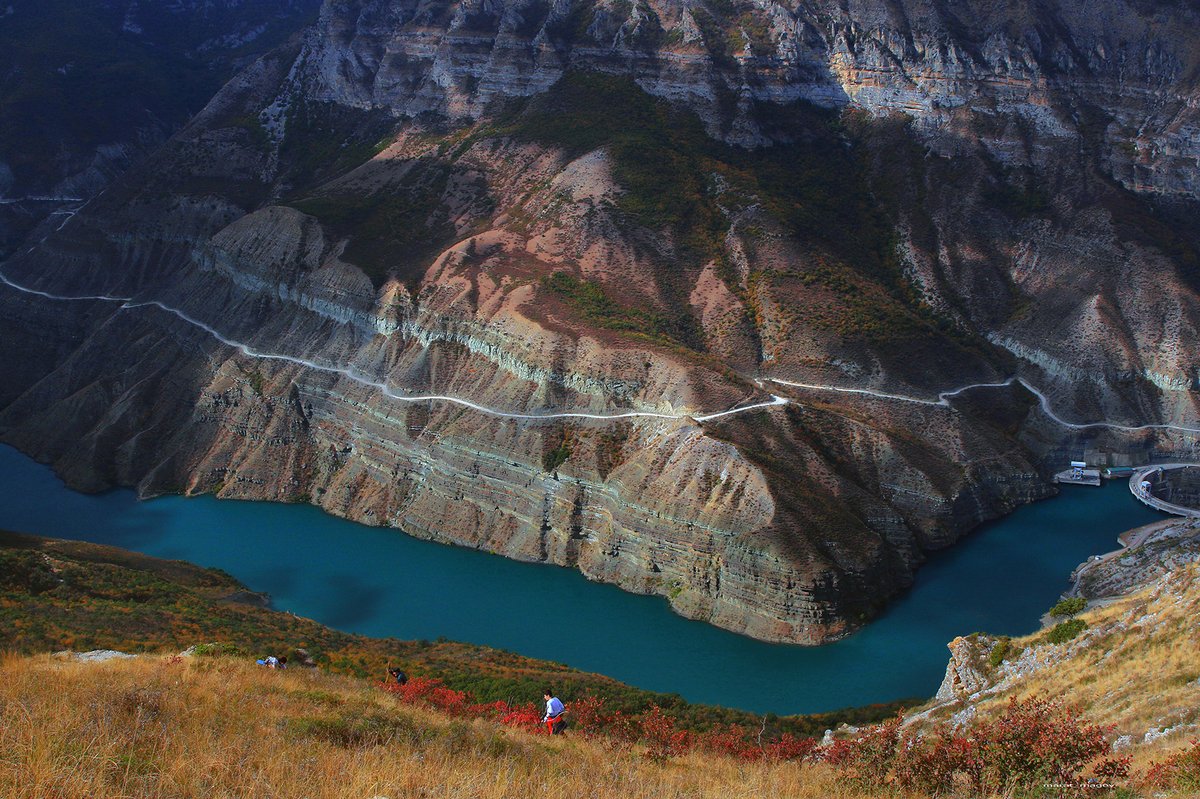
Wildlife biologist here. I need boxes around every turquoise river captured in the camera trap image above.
[0,444,1164,714]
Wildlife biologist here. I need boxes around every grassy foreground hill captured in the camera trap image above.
[0,652,864,799]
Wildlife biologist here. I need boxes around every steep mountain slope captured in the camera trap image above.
[0,0,321,250]
[2,0,1199,643]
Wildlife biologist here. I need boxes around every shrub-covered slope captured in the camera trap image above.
[912,544,1200,791]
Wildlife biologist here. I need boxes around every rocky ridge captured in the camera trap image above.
[0,1,323,253]
[919,521,1200,750]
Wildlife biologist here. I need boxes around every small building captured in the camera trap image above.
[1056,463,1102,486]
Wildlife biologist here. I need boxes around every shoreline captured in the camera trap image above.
[0,441,1164,713]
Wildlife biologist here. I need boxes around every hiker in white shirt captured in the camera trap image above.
[542,688,566,735]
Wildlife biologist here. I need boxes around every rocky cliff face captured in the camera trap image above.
[1,0,1198,643]
[0,0,321,252]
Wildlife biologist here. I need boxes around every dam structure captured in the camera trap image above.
[1130,465,1200,518]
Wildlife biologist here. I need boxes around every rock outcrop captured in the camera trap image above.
[934,635,995,704]
[918,557,1200,750]
[1072,518,1200,600]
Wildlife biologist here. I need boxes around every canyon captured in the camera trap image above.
[2,0,1199,643]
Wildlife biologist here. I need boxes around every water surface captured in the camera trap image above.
[0,444,1162,713]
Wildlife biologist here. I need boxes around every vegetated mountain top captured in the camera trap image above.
[0,0,322,252]
[0,0,321,192]
[0,529,906,736]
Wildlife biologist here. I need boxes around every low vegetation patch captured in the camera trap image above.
[1049,596,1087,618]
[289,158,457,289]
[541,271,692,346]
[1045,617,1088,645]
[382,676,819,764]
[1147,740,1200,793]
[987,636,1013,669]
[541,424,574,472]
[474,71,963,345]
[823,697,1130,796]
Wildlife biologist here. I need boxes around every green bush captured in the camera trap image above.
[0,551,61,595]
[987,637,1011,669]
[287,711,428,748]
[190,642,245,658]
[290,158,454,289]
[543,444,570,473]
[1049,597,1087,618]
[541,272,682,344]
[1046,618,1087,645]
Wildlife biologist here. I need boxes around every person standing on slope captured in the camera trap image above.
[541,688,566,735]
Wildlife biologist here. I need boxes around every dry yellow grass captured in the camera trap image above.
[0,652,875,799]
[923,562,1200,774]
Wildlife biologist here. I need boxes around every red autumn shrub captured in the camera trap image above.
[821,699,1123,795]
[468,699,508,719]
[380,675,439,700]
[763,733,818,762]
[604,709,642,745]
[381,676,469,716]
[892,730,974,797]
[1145,740,1200,791]
[498,702,542,732]
[821,715,902,788]
[1090,755,1131,783]
[968,697,1111,793]
[427,686,469,715]
[699,724,761,761]
[639,705,691,762]
[568,695,611,737]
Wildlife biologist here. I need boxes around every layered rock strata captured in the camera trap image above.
[3,0,1200,642]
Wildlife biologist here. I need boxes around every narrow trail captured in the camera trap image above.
[0,270,786,423]
[2,266,1198,434]
[0,196,86,205]
[768,377,1200,436]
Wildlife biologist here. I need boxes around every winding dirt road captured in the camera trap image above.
[3,264,1200,435]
